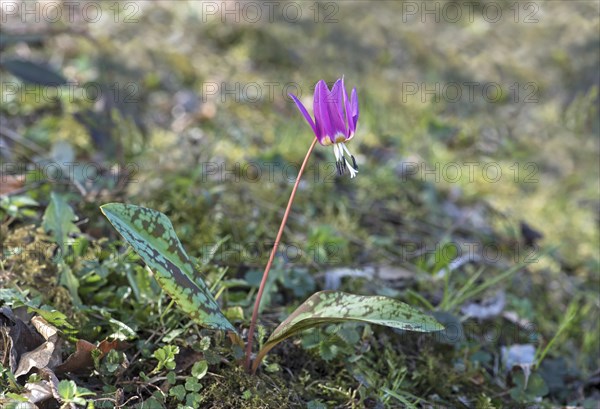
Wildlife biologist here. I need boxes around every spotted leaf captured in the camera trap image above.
[253,290,442,371]
[100,203,235,332]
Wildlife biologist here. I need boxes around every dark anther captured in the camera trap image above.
[351,155,358,170]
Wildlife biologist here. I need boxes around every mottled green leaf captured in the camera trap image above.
[100,203,235,332]
[42,192,79,252]
[253,291,443,371]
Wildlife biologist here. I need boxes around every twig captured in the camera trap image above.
[0,126,46,156]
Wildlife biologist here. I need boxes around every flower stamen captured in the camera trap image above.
[345,159,357,178]
[332,142,358,178]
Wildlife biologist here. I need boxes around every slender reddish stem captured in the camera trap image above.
[244,137,318,371]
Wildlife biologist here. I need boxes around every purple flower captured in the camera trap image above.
[290,77,360,178]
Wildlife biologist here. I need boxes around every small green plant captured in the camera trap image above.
[101,78,443,375]
[509,371,549,402]
[57,379,94,408]
[151,345,180,373]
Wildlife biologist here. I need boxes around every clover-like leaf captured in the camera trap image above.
[253,291,443,371]
[101,203,235,332]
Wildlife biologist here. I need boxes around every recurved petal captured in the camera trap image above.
[342,78,353,137]
[314,80,332,144]
[289,93,316,135]
[351,88,359,130]
[326,79,348,142]
[331,78,346,120]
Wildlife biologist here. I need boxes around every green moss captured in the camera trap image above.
[200,365,298,408]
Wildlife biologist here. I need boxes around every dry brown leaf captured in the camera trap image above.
[38,367,61,401]
[174,346,203,373]
[14,317,59,377]
[0,307,45,372]
[376,265,415,281]
[55,338,127,374]
[0,174,25,196]
[98,339,122,355]
[461,291,506,319]
[23,380,54,403]
[54,339,96,374]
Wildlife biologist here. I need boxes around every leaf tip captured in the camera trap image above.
[100,203,123,218]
